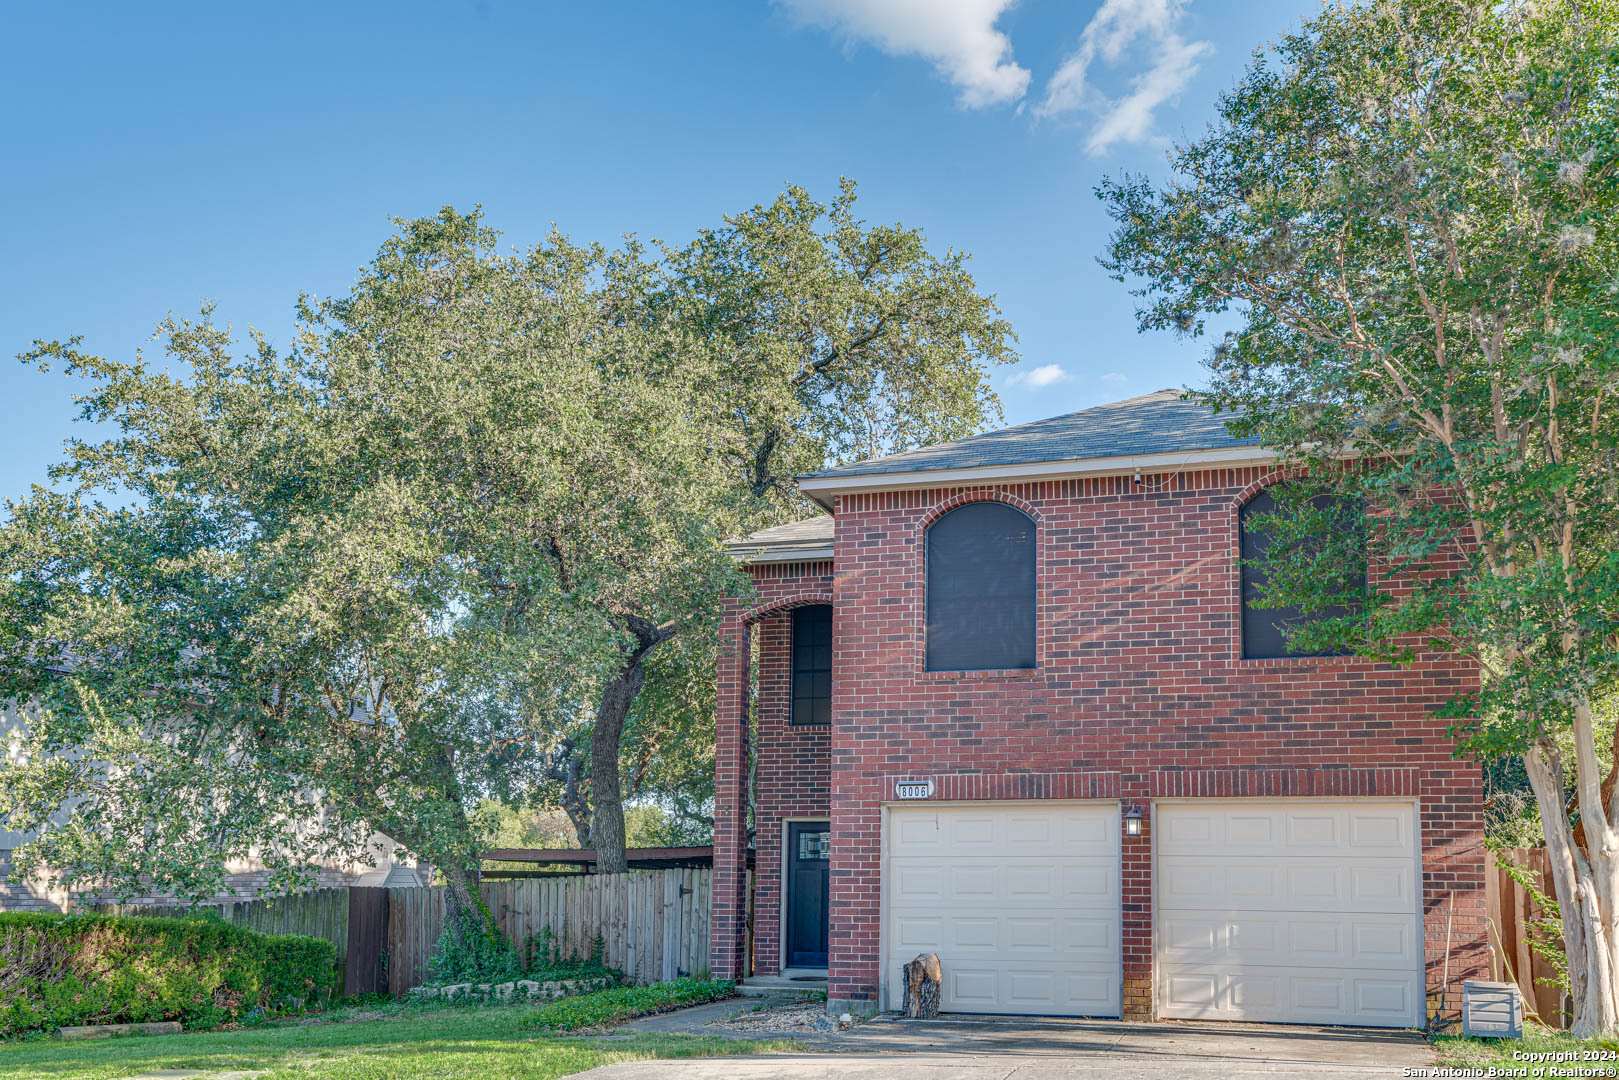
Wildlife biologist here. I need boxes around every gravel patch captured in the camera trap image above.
[711,1001,854,1034]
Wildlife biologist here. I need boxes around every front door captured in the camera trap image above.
[785,821,830,968]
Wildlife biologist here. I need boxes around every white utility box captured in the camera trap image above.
[1462,980,1523,1038]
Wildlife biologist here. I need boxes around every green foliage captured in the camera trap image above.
[428,900,523,987]
[1098,0,1619,726]
[1098,0,1619,1027]
[0,911,336,1037]
[521,978,735,1032]
[0,181,1013,898]
[520,925,618,982]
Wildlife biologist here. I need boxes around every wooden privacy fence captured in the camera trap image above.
[89,887,385,998]
[1486,847,1570,1029]
[84,870,709,998]
[385,868,711,996]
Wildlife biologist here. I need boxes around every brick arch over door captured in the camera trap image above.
[743,591,835,629]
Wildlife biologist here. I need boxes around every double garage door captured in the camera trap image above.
[883,800,1420,1027]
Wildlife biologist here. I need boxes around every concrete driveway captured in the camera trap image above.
[581,1011,1434,1079]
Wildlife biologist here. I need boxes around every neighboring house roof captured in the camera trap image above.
[726,516,834,564]
[801,390,1260,485]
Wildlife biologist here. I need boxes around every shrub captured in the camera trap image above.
[427,901,523,986]
[521,925,621,984]
[523,977,735,1031]
[0,910,337,1037]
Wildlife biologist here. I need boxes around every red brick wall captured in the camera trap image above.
[750,612,832,975]
[711,561,833,981]
[718,469,1487,1020]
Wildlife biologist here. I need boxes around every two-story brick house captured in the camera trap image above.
[710,390,1487,1027]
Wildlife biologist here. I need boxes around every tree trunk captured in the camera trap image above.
[588,615,677,876]
[589,657,642,875]
[1525,724,1619,1037]
[440,858,483,944]
[544,738,592,847]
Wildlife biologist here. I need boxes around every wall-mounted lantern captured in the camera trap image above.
[1123,805,1144,838]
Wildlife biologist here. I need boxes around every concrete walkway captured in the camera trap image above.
[585,1008,1435,1079]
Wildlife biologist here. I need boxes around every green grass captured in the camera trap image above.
[524,978,738,1031]
[0,993,799,1080]
[1433,1023,1619,1070]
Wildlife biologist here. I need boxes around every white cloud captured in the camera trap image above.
[1006,363,1072,389]
[1099,371,1128,384]
[1035,0,1213,155]
[776,0,1030,108]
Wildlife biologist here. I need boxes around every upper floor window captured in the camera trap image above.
[1240,487,1364,659]
[791,604,832,726]
[925,501,1036,672]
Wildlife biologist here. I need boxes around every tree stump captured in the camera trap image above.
[902,952,942,1019]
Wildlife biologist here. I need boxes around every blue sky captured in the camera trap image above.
[1,0,1309,496]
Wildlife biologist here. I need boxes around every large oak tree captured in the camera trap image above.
[0,184,1014,930]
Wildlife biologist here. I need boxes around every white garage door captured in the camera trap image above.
[884,802,1120,1017]
[1156,801,1422,1028]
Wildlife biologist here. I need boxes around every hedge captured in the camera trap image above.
[0,910,338,1037]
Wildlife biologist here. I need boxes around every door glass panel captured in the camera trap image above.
[798,830,830,860]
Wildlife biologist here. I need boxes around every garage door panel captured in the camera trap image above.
[1158,858,1414,913]
[886,803,1121,1017]
[1166,967,1421,1025]
[889,856,1117,910]
[889,908,1118,961]
[887,805,1118,859]
[1158,912,1420,970]
[1157,804,1414,860]
[1156,802,1420,1028]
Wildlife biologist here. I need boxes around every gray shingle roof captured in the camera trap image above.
[726,515,834,561]
[801,390,1256,480]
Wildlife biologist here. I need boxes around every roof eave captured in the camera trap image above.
[796,445,1281,497]
[726,543,835,565]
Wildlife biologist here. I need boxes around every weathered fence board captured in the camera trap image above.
[382,868,711,995]
[80,867,712,997]
[346,887,390,997]
[1486,847,1569,1029]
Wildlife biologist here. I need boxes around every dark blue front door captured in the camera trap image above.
[786,821,830,968]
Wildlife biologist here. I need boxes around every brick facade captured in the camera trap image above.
[711,468,1487,1022]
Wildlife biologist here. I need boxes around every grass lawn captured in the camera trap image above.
[1433,1023,1619,1071]
[0,1001,802,1080]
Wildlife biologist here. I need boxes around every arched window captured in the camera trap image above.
[925,501,1036,671]
[1239,487,1363,659]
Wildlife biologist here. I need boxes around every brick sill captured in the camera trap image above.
[1234,654,1380,668]
[919,668,1042,682]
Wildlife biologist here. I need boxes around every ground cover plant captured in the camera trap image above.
[523,978,736,1031]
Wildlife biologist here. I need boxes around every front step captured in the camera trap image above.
[737,971,828,998]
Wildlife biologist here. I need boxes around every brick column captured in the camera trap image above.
[1121,800,1153,1020]
[710,601,751,981]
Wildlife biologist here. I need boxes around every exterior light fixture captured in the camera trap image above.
[1123,805,1144,838]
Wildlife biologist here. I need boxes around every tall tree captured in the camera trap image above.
[581,180,1017,871]
[1098,0,1619,1033]
[0,182,1015,914]
[0,211,738,944]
